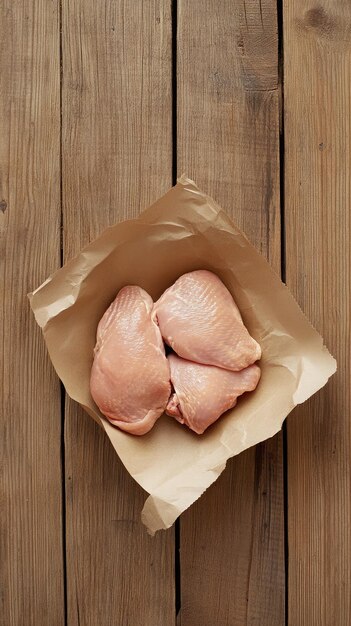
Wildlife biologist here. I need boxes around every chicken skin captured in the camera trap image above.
[153,270,261,371]
[166,353,261,434]
[90,286,171,435]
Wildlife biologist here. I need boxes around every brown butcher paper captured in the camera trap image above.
[29,176,336,534]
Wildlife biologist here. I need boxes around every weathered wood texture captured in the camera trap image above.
[2,0,351,623]
[284,0,351,623]
[0,1,64,625]
[61,1,175,624]
[177,1,285,624]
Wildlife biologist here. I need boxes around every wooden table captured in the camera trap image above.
[1,1,350,624]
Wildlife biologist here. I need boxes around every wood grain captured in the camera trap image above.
[284,0,351,623]
[3,0,350,622]
[0,1,64,625]
[177,1,284,624]
[61,1,175,624]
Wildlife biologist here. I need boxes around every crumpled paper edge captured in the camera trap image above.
[28,175,337,533]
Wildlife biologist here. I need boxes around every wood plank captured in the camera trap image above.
[284,1,351,622]
[61,1,175,624]
[177,1,284,624]
[0,1,64,625]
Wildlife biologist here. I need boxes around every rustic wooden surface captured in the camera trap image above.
[61,1,174,625]
[177,1,284,625]
[284,0,351,623]
[1,0,350,625]
[0,1,64,625]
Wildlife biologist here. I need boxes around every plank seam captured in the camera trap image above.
[59,0,68,623]
[172,0,178,187]
[277,1,288,624]
[172,0,181,620]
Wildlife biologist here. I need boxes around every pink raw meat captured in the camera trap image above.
[90,286,171,435]
[153,270,261,371]
[166,353,261,434]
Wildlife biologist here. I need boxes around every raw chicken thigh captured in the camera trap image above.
[90,286,171,435]
[153,270,261,371]
[166,353,261,434]
[90,270,261,437]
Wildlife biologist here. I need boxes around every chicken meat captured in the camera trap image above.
[153,270,261,371]
[166,353,261,434]
[90,286,171,435]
